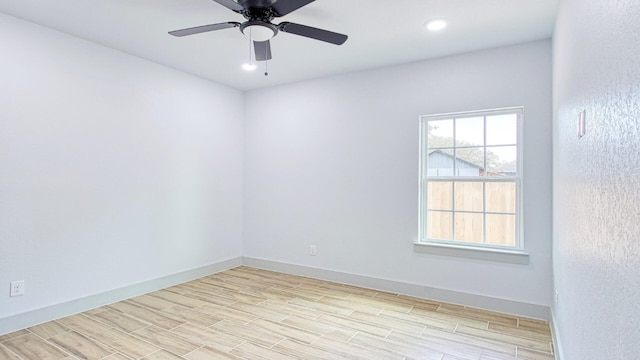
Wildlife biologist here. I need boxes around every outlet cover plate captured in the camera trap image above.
[10,280,25,297]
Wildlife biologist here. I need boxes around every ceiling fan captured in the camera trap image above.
[169,0,348,62]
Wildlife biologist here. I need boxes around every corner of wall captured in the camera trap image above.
[550,308,564,360]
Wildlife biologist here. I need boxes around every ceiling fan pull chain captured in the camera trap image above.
[265,59,269,76]
[248,28,253,66]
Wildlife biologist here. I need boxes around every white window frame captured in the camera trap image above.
[416,107,527,263]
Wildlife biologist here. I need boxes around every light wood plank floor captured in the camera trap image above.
[0,267,555,360]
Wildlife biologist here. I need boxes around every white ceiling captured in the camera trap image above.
[0,0,558,91]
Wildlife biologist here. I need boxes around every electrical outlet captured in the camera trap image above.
[10,280,25,297]
[309,245,317,256]
[554,290,559,306]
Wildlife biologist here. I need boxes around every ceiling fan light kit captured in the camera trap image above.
[169,0,348,68]
[241,22,277,41]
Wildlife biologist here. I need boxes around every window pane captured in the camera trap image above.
[427,182,452,210]
[486,182,516,213]
[486,146,517,176]
[454,182,483,212]
[486,214,516,246]
[427,149,455,176]
[454,212,483,243]
[455,117,484,146]
[427,211,452,240]
[486,114,517,145]
[454,147,484,176]
[427,119,453,148]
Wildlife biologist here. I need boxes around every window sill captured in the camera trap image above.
[413,242,529,264]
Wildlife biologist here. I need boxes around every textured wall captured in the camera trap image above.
[0,14,244,319]
[244,40,553,307]
[552,0,640,358]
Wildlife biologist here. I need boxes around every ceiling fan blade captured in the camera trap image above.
[254,40,272,61]
[279,22,347,45]
[271,0,315,17]
[169,22,240,37]
[212,0,244,12]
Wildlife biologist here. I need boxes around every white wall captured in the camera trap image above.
[0,11,554,333]
[552,0,640,358]
[0,14,244,320]
[244,40,553,307]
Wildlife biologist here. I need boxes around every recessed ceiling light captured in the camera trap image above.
[425,19,447,31]
[242,63,256,71]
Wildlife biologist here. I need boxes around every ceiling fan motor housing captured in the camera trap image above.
[237,0,279,9]
[238,1,278,22]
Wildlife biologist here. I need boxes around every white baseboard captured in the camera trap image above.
[1,255,555,345]
[242,257,551,320]
[0,257,242,336]
[550,308,564,360]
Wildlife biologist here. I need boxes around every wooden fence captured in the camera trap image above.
[426,181,516,246]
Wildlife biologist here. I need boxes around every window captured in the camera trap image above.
[419,107,523,251]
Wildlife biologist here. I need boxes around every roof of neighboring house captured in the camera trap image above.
[427,149,485,170]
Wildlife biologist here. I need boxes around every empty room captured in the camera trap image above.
[0,0,638,359]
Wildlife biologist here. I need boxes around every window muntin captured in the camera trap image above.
[419,108,523,250]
